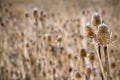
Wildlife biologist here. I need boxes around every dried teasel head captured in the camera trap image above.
[33,8,38,19]
[84,23,95,38]
[25,11,29,18]
[75,72,81,79]
[57,35,62,43]
[97,23,111,45]
[40,11,46,21]
[85,67,92,76]
[80,48,87,58]
[91,12,102,28]
[88,51,95,62]
[46,34,52,44]
[110,62,116,69]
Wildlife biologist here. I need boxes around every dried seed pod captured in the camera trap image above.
[26,43,29,48]
[25,11,29,18]
[91,12,102,28]
[75,72,81,79]
[69,67,72,73]
[46,34,52,42]
[97,23,111,45]
[88,51,95,62]
[110,62,116,69]
[84,23,95,38]
[68,54,72,59]
[33,8,38,19]
[85,67,92,77]
[57,35,62,42]
[80,48,87,58]
[39,11,46,21]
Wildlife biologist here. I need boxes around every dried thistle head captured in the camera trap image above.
[84,23,95,38]
[97,23,111,45]
[91,12,102,28]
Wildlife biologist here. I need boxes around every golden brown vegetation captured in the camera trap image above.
[0,1,120,80]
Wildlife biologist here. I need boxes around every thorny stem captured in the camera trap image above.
[104,46,111,80]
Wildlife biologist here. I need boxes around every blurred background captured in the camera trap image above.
[0,0,120,80]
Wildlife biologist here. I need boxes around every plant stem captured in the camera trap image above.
[95,44,106,80]
[104,46,111,80]
[98,45,101,59]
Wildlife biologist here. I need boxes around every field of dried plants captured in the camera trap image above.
[0,0,120,80]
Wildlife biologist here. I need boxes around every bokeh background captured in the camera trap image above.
[0,0,120,80]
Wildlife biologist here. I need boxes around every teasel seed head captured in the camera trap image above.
[97,23,111,45]
[57,35,62,43]
[47,34,52,44]
[80,48,87,58]
[84,23,95,38]
[40,11,46,21]
[75,72,81,79]
[110,62,116,69]
[25,11,29,18]
[91,12,102,28]
[85,67,92,76]
[68,54,72,59]
[33,8,38,19]
[88,51,95,62]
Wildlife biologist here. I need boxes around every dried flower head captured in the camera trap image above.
[80,48,87,58]
[91,12,102,28]
[57,35,62,42]
[25,11,29,18]
[75,72,81,79]
[85,67,92,76]
[97,23,111,45]
[33,8,38,19]
[110,62,116,69]
[84,23,95,38]
[40,11,46,21]
[88,51,95,62]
